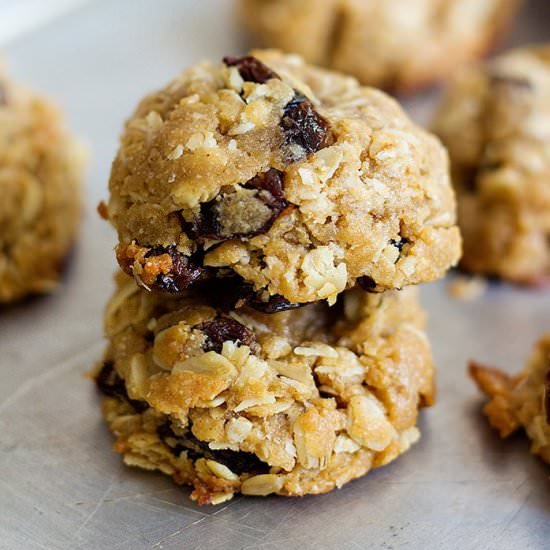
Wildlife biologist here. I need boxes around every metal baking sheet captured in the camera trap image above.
[1,1,549,548]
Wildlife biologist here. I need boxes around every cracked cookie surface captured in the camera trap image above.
[433,45,550,285]
[0,70,83,303]
[470,333,550,464]
[106,50,460,308]
[239,0,521,91]
[94,273,434,504]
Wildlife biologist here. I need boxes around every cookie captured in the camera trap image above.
[94,273,434,504]
[238,0,522,91]
[0,70,83,303]
[433,45,550,285]
[470,334,550,464]
[105,51,460,310]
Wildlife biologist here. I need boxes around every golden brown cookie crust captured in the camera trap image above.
[94,274,434,504]
[0,71,83,303]
[106,51,460,308]
[433,45,550,284]
[239,0,522,91]
[470,334,550,464]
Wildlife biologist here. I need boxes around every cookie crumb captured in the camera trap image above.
[448,275,487,302]
[469,334,550,462]
[97,200,109,220]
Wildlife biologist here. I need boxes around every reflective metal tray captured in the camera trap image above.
[1,1,549,548]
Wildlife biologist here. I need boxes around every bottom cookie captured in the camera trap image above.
[470,334,550,464]
[95,275,434,504]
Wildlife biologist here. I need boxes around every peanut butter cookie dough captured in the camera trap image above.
[239,0,522,91]
[470,334,550,464]
[433,45,550,285]
[105,51,460,310]
[94,274,434,504]
[0,70,83,303]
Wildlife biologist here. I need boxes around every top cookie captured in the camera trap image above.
[239,0,522,91]
[106,51,460,310]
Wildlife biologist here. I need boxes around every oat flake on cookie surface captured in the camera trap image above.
[94,273,434,504]
[0,68,83,303]
[105,50,460,311]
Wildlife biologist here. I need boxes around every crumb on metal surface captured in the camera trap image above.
[448,275,487,302]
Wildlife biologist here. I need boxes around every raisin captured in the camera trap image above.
[197,316,256,353]
[95,362,148,413]
[357,276,378,291]
[188,206,222,240]
[545,366,550,425]
[157,423,202,461]
[189,169,287,240]
[204,278,304,314]
[248,167,285,200]
[223,55,279,84]
[196,277,249,311]
[145,246,211,294]
[390,238,409,252]
[157,422,270,475]
[208,446,270,476]
[358,276,387,293]
[281,93,332,160]
[247,293,305,314]
[390,237,409,263]
[95,361,122,398]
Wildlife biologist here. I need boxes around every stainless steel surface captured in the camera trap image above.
[1,1,549,548]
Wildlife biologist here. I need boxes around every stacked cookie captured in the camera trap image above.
[95,51,461,504]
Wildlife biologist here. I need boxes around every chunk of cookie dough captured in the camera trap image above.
[106,51,461,309]
[0,70,83,303]
[433,45,550,285]
[94,273,434,504]
[470,334,550,464]
[239,0,522,91]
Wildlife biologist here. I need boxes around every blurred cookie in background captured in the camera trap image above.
[0,66,84,304]
[238,0,523,91]
[433,45,550,285]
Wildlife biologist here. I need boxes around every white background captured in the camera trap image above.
[0,0,92,45]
